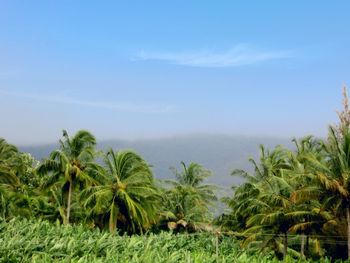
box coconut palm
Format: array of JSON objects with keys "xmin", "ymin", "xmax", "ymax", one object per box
[
  {"xmin": 0, "ymin": 139, "xmax": 34, "ymax": 219},
  {"xmin": 171, "ymin": 162, "xmax": 217, "ymax": 203},
  {"xmin": 82, "ymin": 149, "xmax": 160, "ymax": 233},
  {"xmin": 245, "ymin": 171, "xmax": 296, "ymax": 259},
  {"xmin": 226, "ymin": 146, "xmax": 299, "ymax": 259},
  {"xmin": 37, "ymin": 130, "xmax": 98, "ymax": 224},
  {"xmin": 303, "ymin": 126, "xmax": 350, "ymax": 259},
  {"xmin": 288, "ymin": 136, "xmax": 327, "ymax": 258},
  {"xmin": 0, "ymin": 138, "xmax": 22, "ymax": 186},
  {"xmin": 164, "ymin": 162, "xmax": 217, "ymax": 231}
]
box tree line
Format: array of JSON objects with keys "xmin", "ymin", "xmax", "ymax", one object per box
[
  {"xmin": 219, "ymin": 88, "xmax": 350, "ymax": 260},
  {"xmin": 0, "ymin": 131, "xmax": 216, "ymax": 235},
  {"xmin": 2, "ymin": 88, "xmax": 350, "ymax": 261}
]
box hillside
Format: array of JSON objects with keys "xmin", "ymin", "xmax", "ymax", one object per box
[{"xmin": 20, "ymin": 134, "xmax": 293, "ymax": 190}]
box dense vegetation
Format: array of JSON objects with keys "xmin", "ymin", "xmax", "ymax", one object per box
[
  {"xmin": 218, "ymin": 89, "xmax": 350, "ymax": 261},
  {"xmin": 0, "ymin": 217, "xmax": 334, "ymax": 263},
  {"xmin": 2, "ymin": 88, "xmax": 350, "ymax": 262}
]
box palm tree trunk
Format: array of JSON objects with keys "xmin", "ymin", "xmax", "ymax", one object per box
[
  {"xmin": 109, "ymin": 203, "xmax": 117, "ymax": 232},
  {"xmin": 283, "ymin": 232, "xmax": 288, "ymax": 260},
  {"xmin": 346, "ymin": 206, "xmax": 350, "ymax": 259},
  {"xmin": 306, "ymin": 234, "xmax": 309, "ymax": 254},
  {"xmin": 300, "ymin": 233, "xmax": 305, "ymax": 259},
  {"xmin": 109, "ymin": 216, "xmax": 116, "ymax": 232},
  {"xmin": 66, "ymin": 181, "xmax": 72, "ymax": 225}
]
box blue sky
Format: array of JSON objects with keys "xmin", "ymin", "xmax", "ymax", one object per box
[{"xmin": 1, "ymin": 1, "xmax": 350, "ymax": 145}]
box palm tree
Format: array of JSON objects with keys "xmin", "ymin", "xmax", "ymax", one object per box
[
  {"xmin": 164, "ymin": 162, "xmax": 217, "ymax": 231},
  {"xmin": 82, "ymin": 149, "xmax": 160, "ymax": 233},
  {"xmin": 304, "ymin": 126, "xmax": 350, "ymax": 259},
  {"xmin": 288, "ymin": 136, "xmax": 326, "ymax": 258},
  {"xmin": 0, "ymin": 139, "xmax": 24, "ymax": 218},
  {"xmin": 245, "ymin": 171, "xmax": 296, "ymax": 259},
  {"xmin": 37, "ymin": 130, "xmax": 98, "ymax": 224},
  {"xmin": 0, "ymin": 139, "xmax": 41, "ymax": 220},
  {"xmin": 0, "ymin": 138, "xmax": 21, "ymax": 186},
  {"xmin": 228, "ymin": 146, "xmax": 297, "ymax": 259}
]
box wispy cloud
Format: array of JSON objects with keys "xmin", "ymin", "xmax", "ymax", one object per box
[
  {"xmin": 134, "ymin": 45, "xmax": 291, "ymax": 68},
  {"xmin": 0, "ymin": 89, "xmax": 176, "ymax": 114}
]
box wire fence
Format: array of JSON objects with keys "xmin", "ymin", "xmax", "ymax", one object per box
[{"xmin": 179, "ymin": 230, "xmax": 350, "ymax": 246}]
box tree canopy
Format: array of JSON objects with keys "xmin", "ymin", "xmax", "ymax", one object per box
[{"xmin": 2, "ymin": 88, "xmax": 350, "ymax": 261}]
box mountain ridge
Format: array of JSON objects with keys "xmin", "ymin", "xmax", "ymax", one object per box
[{"xmin": 19, "ymin": 134, "xmax": 294, "ymax": 188}]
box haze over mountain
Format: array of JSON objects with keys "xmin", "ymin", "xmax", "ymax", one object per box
[
  {"xmin": 20, "ymin": 134, "xmax": 294, "ymax": 190},
  {"xmin": 1, "ymin": 2, "xmax": 347, "ymax": 145}
]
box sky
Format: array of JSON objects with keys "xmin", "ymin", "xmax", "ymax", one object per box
[{"xmin": 1, "ymin": 1, "xmax": 350, "ymax": 145}]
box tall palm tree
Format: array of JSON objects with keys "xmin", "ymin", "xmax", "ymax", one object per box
[
  {"xmin": 305, "ymin": 126, "xmax": 350, "ymax": 259},
  {"xmin": 229, "ymin": 146, "xmax": 297, "ymax": 259},
  {"xmin": 172, "ymin": 162, "xmax": 217, "ymax": 202},
  {"xmin": 37, "ymin": 130, "xmax": 98, "ymax": 224},
  {"xmin": 244, "ymin": 170, "xmax": 296, "ymax": 259},
  {"xmin": 288, "ymin": 136, "xmax": 326, "ymax": 258},
  {"xmin": 164, "ymin": 162, "xmax": 217, "ymax": 230},
  {"xmin": 82, "ymin": 149, "xmax": 160, "ymax": 233},
  {"xmin": 0, "ymin": 138, "xmax": 21, "ymax": 186},
  {"xmin": 0, "ymin": 139, "xmax": 40, "ymax": 220}
]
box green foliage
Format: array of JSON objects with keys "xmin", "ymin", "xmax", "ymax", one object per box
[
  {"xmin": 161, "ymin": 162, "xmax": 217, "ymax": 231},
  {"xmin": 81, "ymin": 149, "xmax": 161, "ymax": 233},
  {"xmin": 220, "ymin": 132, "xmax": 350, "ymax": 260},
  {"xmin": 3, "ymin": 88, "xmax": 350, "ymax": 261},
  {"xmin": 0, "ymin": 138, "xmax": 22, "ymax": 186},
  {"xmin": 0, "ymin": 129, "xmax": 216, "ymax": 238},
  {"xmin": 0, "ymin": 217, "xmax": 337, "ymax": 263},
  {"xmin": 36, "ymin": 130, "xmax": 99, "ymax": 224},
  {"xmin": 0, "ymin": 139, "xmax": 39, "ymax": 219}
]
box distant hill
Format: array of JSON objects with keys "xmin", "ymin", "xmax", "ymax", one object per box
[{"xmin": 19, "ymin": 134, "xmax": 293, "ymax": 191}]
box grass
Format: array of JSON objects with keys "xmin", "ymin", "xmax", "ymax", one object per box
[{"xmin": 0, "ymin": 217, "xmax": 338, "ymax": 263}]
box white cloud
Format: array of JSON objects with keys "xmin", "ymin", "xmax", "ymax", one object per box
[
  {"xmin": 0, "ymin": 89, "xmax": 176, "ymax": 114},
  {"xmin": 134, "ymin": 45, "xmax": 291, "ymax": 68}
]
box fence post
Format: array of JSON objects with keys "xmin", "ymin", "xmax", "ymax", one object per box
[{"xmin": 216, "ymin": 232, "xmax": 219, "ymax": 263}]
